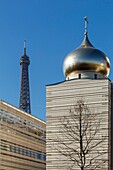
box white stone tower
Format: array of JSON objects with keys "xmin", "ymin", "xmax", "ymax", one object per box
[{"xmin": 46, "ymin": 17, "xmax": 112, "ymax": 170}]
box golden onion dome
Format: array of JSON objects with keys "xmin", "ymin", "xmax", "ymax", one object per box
[{"xmin": 63, "ymin": 17, "xmax": 110, "ymax": 80}]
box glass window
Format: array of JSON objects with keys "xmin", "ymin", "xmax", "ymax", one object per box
[
  {"xmin": 37, "ymin": 153, "xmax": 41, "ymax": 159},
  {"xmin": 94, "ymin": 74, "xmax": 97, "ymax": 79},
  {"xmin": 43, "ymin": 155, "xmax": 46, "ymax": 161},
  {"xmin": 22, "ymin": 149, "xmax": 24, "ymax": 155},
  {"xmin": 13, "ymin": 146, "xmax": 16, "ymax": 152}
]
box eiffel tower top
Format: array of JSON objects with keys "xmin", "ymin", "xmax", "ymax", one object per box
[{"xmin": 20, "ymin": 40, "xmax": 30, "ymax": 65}]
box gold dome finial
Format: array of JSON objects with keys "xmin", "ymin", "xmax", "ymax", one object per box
[{"xmin": 84, "ymin": 16, "xmax": 88, "ymax": 35}]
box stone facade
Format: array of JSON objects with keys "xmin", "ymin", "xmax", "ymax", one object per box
[{"xmin": 46, "ymin": 78, "xmax": 111, "ymax": 170}]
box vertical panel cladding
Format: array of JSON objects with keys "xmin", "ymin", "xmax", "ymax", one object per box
[
  {"xmin": 46, "ymin": 79, "xmax": 111, "ymax": 170},
  {"xmin": 111, "ymin": 82, "xmax": 113, "ymax": 170}
]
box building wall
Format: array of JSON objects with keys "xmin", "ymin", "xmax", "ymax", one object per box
[
  {"xmin": 46, "ymin": 78, "xmax": 111, "ymax": 170},
  {"xmin": 111, "ymin": 82, "xmax": 113, "ymax": 170},
  {"xmin": 0, "ymin": 100, "xmax": 46, "ymax": 170}
]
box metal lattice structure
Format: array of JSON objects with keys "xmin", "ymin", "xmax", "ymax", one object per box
[{"xmin": 19, "ymin": 40, "xmax": 31, "ymax": 114}]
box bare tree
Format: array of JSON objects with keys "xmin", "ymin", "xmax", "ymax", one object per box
[{"xmin": 53, "ymin": 100, "xmax": 107, "ymax": 170}]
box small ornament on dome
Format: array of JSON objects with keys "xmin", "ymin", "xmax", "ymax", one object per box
[{"xmin": 84, "ymin": 16, "xmax": 88, "ymax": 35}]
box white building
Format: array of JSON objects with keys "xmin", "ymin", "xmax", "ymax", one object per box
[{"xmin": 46, "ymin": 18, "xmax": 112, "ymax": 170}]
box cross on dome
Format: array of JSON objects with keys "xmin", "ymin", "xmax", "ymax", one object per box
[{"xmin": 84, "ymin": 16, "xmax": 88, "ymax": 35}]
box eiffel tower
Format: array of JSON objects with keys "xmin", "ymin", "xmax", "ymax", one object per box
[{"xmin": 19, "ymin": 40, "xmax": 31, "ymax": 113}]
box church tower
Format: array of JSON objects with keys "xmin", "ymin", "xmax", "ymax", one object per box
[
  {"xmin": 46, "ymin": 17, "xmax": 112, "ymax": 170},
  {"xmin": 19, "ymin": 40, "xmax": 31, "ymax": 114}
]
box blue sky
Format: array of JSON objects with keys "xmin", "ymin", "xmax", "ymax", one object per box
[{"xmin": 0, "ymin": 0, "xmax": 113, "ymax": 121}]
